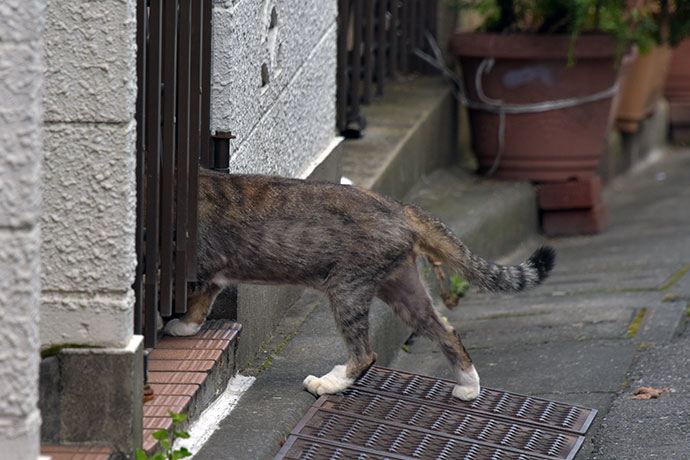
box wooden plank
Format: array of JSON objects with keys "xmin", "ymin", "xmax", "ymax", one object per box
[
  {"xmin": 186, "ymin": 0, "xmax": 203, "ymax": 279},
  {"xmin": 350, "ymin": 0, "xmax": 363, "ymax": 125},
  {"xmin": 363, "ymin": 0, "xmax": 375, "ymax": 104},
  {"xmin": 390, "ymin": 0, "xmax": 399, "ymax": 75},
  {"xmin": 144, "ymin": 0, "xmax": 163, "ymax": 348},
  {"xmin": 336, "ymin": 0, "xmax": 350, "ymax": 132},
  {"xmin": 134, "ymin": 0, "xmax": 148, "ymax": 336},
  {"xmin": 376, "ymin": 0, "xmax": 386, "ymax": 95},
  {"xmin": 159, "ymin": 0, "xmax": 178, "ymax": 318},
  {"xmin": 199, "ymin": 0, "xmax": 212, "ymax": 168},
  {"xmin": 176, "ymin": 0, "xmax": 192, "ymax": 313}
]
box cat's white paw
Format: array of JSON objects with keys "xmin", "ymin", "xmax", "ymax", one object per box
[
  {"xmin": 303, "ymin": 365, "xmax": 355, "ymax": 396},
  {"xmin": 164, "ymin": 318, "xmax": 201, "ymax": 336},
  {"xmin": 453, "ymin": 365, "xmax": 480, "ymax": 401},
  {"xmin": 157, "ymin": 311, "xmax": 164, "ymax": 332}
]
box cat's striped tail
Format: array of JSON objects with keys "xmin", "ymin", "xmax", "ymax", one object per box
[{"xmin": 406, "ymin": 204, "xmax": 555, "ymax": 293}]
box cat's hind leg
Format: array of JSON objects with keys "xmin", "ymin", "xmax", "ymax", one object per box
[
  {"xmin": 303, "ymin": 283, "xmax": 377, "ymax": 396},
  {"xmin": 377, "ymin": 260, "xmax": 480, "ymax": 401},
  {"xmin": 164, "ymin": 283, "xmax": 223, "ymax": 336}
]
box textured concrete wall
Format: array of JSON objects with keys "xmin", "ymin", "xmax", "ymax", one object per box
[
  {"xmin": 210, "ymin": 0, "xmax": 340, "ymax": 368},
  {"xmin": 41, "ymin": 0, "xmax": 137, "ymax": 349},
  {"xmin": 211, "ymin": 0, "xmax": 338, "ymax": 177},
  {"xmin": 0, "ymin": 0, "xmax": 44, "ymax": 458}
]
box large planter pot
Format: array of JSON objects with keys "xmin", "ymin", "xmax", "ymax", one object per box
[
  {"xmin": 449, "ymin": 33, "xmax": 633, "ymax": 182},
  {"xmin": 664, "ymin": 39, "xmax": 690, "ymax": 143},
  {"xmin": 616, "ymin": 45, "xmax": 673, "ymax": 133}
]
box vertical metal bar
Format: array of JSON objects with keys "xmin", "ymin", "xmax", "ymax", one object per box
[
  {"xmin": 389, "ymin": 0, "xmax": 398, "ymax": 76},
  {"xmin": 400, "ymin": 0, "xmax": 409, "ymax": 73},
  {"xmin": 426, "ymin": 0, "xmax": 438, "ymax": 75},
  {"xmin": 175, "ymin": 0, "xmax": 191, "ymax": 314},
  {"xmin": 362, "ymin": 0, "xmax": 375, "ymax": 104},
  {"xmin": 336, "ymin": 0, "xmax": 350, "ymax": 133},
  {"xmin": 186, "ymin": 0, "xmax": 203, "ymax": 279},
  {"xmin": 430, "ymin": 0, "xmax": 438, "ymax": 40},
  {"xmin": 134, "ymin": 0, "xmax": 147, "ymax": 336},
  {"xmin": 350, "ymin": 0, "xmax": 363, "ymax": 123},
  {"xmin": 159, "ymin": 0, "xmax": 178, "ymax": 318},
  {"xmin": 199, "ymin": 0, "xmax": 212, "ymax": 169},
  {"xmin": 375, "ymin": 0, "xmax": 386, "ymax": 95},
  {"xmin": 413, "ymin": 0, "xmax": 423, "ymax": 72},
  {"xmin": 144, "ymin": 0, "xmax": 163, "ymax": 348},
  {"xmin": 418, "ymin": 0, "xmax": 428, "ymax": 72}
]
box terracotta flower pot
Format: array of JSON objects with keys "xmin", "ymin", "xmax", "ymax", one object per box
[
  {"xmin": 616, "ymin": 45, "xmax": 673, "ymax": 133},
  {"xmin": 448, "ymin": 33, "xmax": 634, "ymax": 182},
  {"xmin": 664, "ymin": 39, "xmax": 690, "ymax": 143}
]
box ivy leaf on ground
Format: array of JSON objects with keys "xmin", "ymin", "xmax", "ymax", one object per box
[{"xmin": 631, "ymin": 386, "xmax": 675, "ymax": 399}]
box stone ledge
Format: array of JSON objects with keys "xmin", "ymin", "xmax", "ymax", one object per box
[{"xmin": 340, "ymin": 76, "xmax": 458, "ymax": 199}]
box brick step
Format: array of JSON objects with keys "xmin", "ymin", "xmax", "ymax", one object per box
[
  {"xmin": 39, "ymin": 445, "xmax": 114, "ymax": 460},
  {"xmin": 142, "ymin": 320, "xmax": 242, "ymax": 454},
  {"xmin": 537, "ymin": 176, "xmax": 602, "ymax": 210},
  {"xmin": 40, "ymin": 321, "xmax": 242, "ymax": 459},
  {"xmin": 537, "ymin": 176, "xmax": 608, "ymax": 236},
  {"xmin": 542, "ymin": 202, "xmax": 610, "ymax": 236}
]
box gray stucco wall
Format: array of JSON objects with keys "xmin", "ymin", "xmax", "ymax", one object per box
[
  {"xmin": 0, "ymin": 0, "xmax": 44, "ymax": 458},
  {"xmin": 211, "ymin": 0, "xmax": 338, "ymax": 177},
  {"xmin": 40, "ymin": 0, "xmax": 138, "ymax": 349}
]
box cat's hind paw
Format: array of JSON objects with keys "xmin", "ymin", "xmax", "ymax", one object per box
[
  {"xmin": 164, "ymin": 318, "xmax": 201, "ymax": 336},
  {"xmin": 303, "ymin": 365, "xmax": 355, "ymax": 396},
  {"xmin": 453, "ymin": 383, "xmax": 480, "ymax": 401},
  {"xmin": 452, "ymin": 365, "xmax": 481, "ymax": 401}
]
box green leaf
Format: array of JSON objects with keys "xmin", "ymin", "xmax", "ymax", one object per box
[
  {"xmin": 136, "ymin": 448, "xmax": 149, "ymax": 460},
  {"xmin": 171, "ymin": 447, "xmax": 193, "ymax": 460},
  {"xmin": 160, "ymin": 439, "xmax": 170, "ymax": 451},
  {"xmin": 168, "ymin": 410, "xmax": 187, "ymax": 425},
  {"xmin": 153, "ymin": 430, "xmax": 170, "ymax": 442},
  {"xmin": 151, "ymin": 453, "xmax": 166, "ymax": 460},
  {"xmin": 174, "ymin": 430, "xmax": 191, "ymax": 439}
]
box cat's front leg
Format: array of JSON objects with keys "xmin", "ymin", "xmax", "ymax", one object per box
[
  {"xmin": 164, "ymin": 318, "xmax": 202, "ymax": 336},
  {"xmin": 303, "ymin": 365, "xmax": 354, "ymax": 396},
  {"xmin": 303, "ymin": 351, "xmax": 376, "ymax": 396},
  {"xmin": 163, "ymin": 283, "xmax": 223, "ymax": 337}
]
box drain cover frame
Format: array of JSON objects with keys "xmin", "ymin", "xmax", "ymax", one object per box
[{"xmin": 275, "ymin": 366, "xmax": 596, "ymax": 460}]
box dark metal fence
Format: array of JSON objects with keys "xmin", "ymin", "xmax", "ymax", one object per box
[
  {"xmin": 135, "ymin": 0, "xmax": 213, "ymax": 348},
  {"xmin": 337, "ymin": 0, "xmax": 439, "ymax": 136}
]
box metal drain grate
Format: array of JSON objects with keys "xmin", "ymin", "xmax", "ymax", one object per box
[
  {"xmin": 353, "ymin": 367, "xmax": 596, "ymax": 435},
  {"xmin": 275, "ymin": 366, "xmax": 596, "ymax": 460}
]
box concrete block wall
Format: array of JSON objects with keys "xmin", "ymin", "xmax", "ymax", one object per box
[
  {"xmin": 0, "ymin": 0, "xmax": 44, "ymax": 459},
  {"xmin": 210, "ymin": 0, "xmax": 341, "ymax": 368},
  {"xmin": 36, "ymin": 0, "xmax": 143, "ymax": 456},
  {"xmin": 41, "ymin": 0, "xmax": 138, "ymax": 349}
]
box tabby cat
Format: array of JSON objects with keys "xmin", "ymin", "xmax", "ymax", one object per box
[{"xmin": 164, "ymin": 169, "xmax": 555, "ymax": 400}]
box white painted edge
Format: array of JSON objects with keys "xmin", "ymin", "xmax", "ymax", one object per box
[
  {"xmin": 631, "ymin": 147, "xmax": 665, "ymax": 175},
  {"xmin": 298, "ymin": 136, "xmax": 344, "ymax": 179},
  {"xmin": 173, "ymin": 374, "xmax": 255, "ymax": 457}
]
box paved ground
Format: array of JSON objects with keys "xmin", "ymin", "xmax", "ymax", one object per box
[
  {"xmin": 194, "ymin": 148, "xmax": 690, "ymax": 459},
  {"xmin": 391, "ymin": 148, "xmax": 690, "ymax": 459}
]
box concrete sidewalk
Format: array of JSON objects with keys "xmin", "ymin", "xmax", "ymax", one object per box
[
  {"xmin": 194, "ymin": 148, "xmax": 690, "ymax": 460},
  {"xmin": 391, "ymin": 148, "xmax": 690, "ymax": 459}
]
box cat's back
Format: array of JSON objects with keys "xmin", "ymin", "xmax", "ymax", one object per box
[{"xmin": 198, "ymin": 169, "xmax": 404, "ymax": 221}]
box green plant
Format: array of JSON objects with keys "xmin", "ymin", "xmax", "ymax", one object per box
[
  {"xmin": 450, "ymin": 275, "xmax": 470, "ymax": 299},
  {"xmin": 136, "ymin": 411, "xmax": 192, "ymax": 460},
  {"xmin": 447, "ymin": 0, "xmax": 661, "ymax": 62},
  {"xmin": 651, "ymin": 0, "xmax": 690, "ymax": 46}
]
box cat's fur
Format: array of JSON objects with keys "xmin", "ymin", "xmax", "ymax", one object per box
[{"xmin": 164, "ymin": 169, "xmax": 555, "ymax": 400}]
